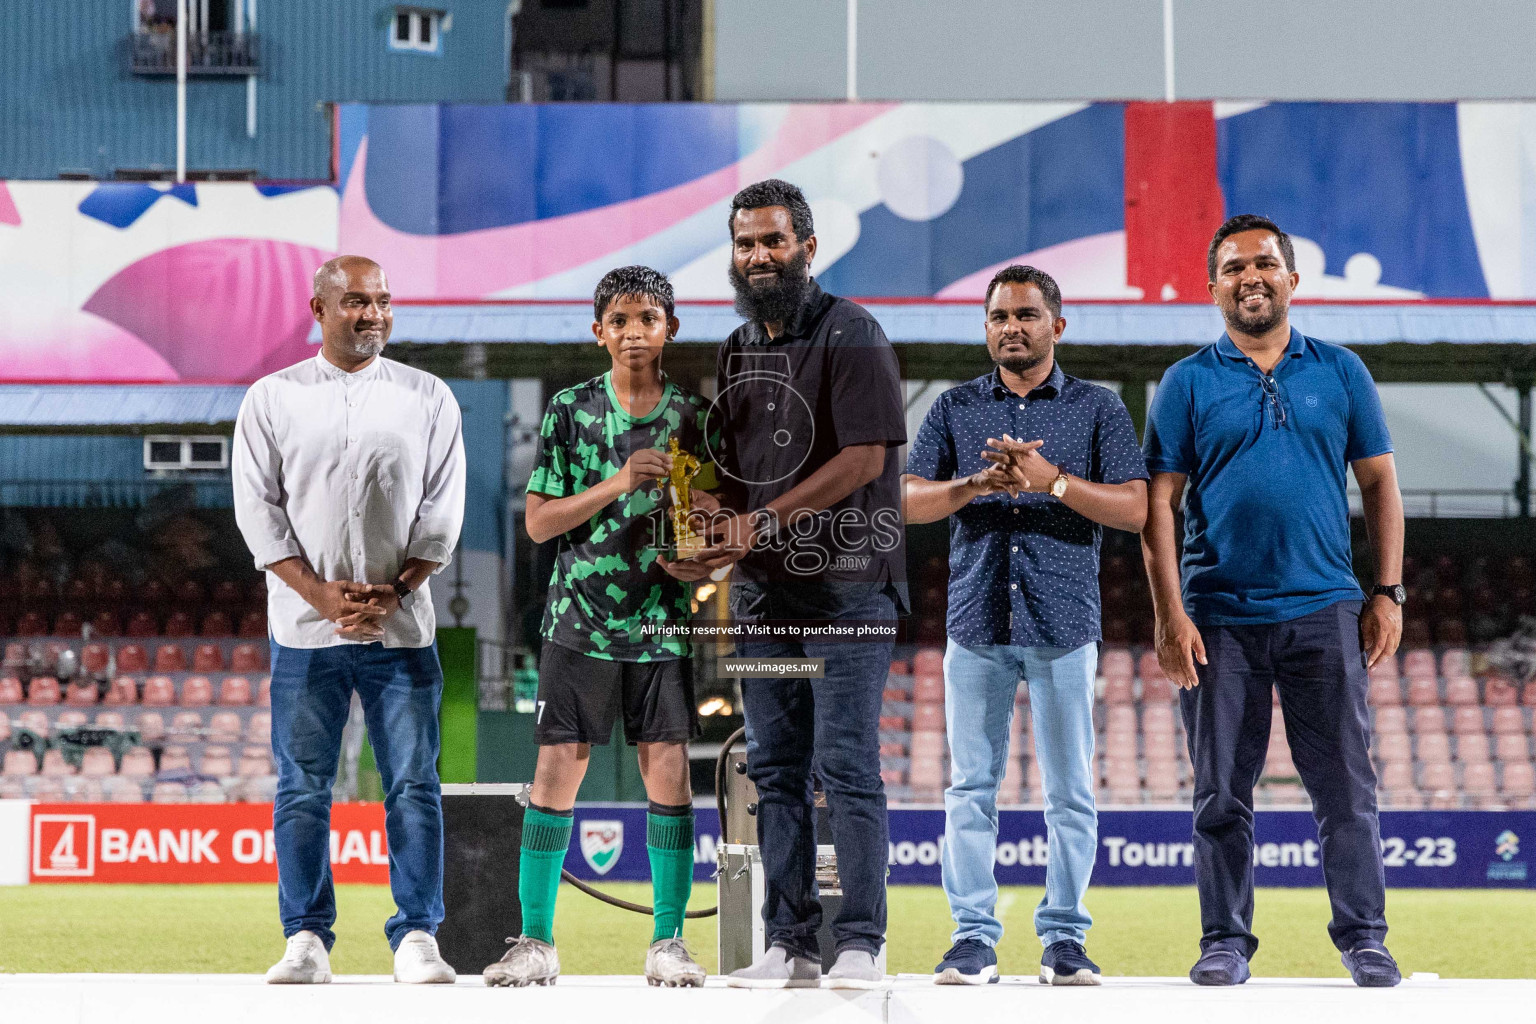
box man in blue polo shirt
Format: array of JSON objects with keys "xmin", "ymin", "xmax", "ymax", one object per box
[
  {"xmin": 1142, "ymin": 215, "xmax": 1406, "ymax": 988},
  {"xmin": 905, "ymin": 265, "xmax": 1148, "ymax": 987}
]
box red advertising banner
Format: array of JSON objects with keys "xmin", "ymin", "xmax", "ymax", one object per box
[{"xmin": 28, "ymin": 803, "xmax": 388, "ymax": 884}]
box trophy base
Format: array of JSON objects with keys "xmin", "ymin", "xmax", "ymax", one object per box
[{"xmin": 672, "ymin": 535, "xmax": 708, "ymax": 560}]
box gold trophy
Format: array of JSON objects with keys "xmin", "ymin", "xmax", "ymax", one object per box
[{"xmin": 659, "ymin": 437, "xmax": 706, "ymax": 559}]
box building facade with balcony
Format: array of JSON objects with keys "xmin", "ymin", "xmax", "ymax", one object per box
[{"xmin": 2, "ymin": 0, "xmax": 513, "ymax": 181}]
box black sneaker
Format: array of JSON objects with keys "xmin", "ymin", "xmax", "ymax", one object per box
[
  {"xmin": 1189, "ymin": 948, "xmax": 1250, "ymax": 986},
  {"xmin": 1342, "ymin": 944, "xmax": 1401, "ymax": 988},
  {"xmin": 934, "ymin": 937, "xmax": 998, "ymax": 985},
  {"xmin": 1040, "ymin": 940, "xmax": 1101, "ymax": 985}
]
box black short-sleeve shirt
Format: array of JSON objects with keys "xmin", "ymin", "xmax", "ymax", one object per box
[{"xmin": 710, "ymin": 281, "xmax": 908, "ymax": 612}]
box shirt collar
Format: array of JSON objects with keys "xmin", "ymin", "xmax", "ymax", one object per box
[
  {"xmin": 1215, "ymin": 326, "xmax": 1308, "ymax": 364},
  {"xmin": 986, "ymin": 360, "xmax": 1066, "ymax": 400},
  {"xmin": 314, "ymin": 349, "xmax": 383, "ymax": 380}
]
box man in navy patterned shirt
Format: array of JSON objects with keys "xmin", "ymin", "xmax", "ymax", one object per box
[{"xmin": 904, "ymin": 266, "xmax": 1148, "ymax": 987}]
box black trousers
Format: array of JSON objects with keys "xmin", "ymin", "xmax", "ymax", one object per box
[{"xmin": 1183, "ymin": 599, "xmax": 1387, "ymax": 959}]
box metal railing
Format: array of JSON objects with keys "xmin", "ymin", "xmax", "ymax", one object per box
[
  {"xmin": 129, "ymin": 30, "xmax": 260, "ymax": 76},
  {"xmin": 1348, "ymin": 488, "xmax": 1529, "ymax": 519},
  {"xmin": 0, "ymin": 477, "xmax": 231, "ymax": 508}
]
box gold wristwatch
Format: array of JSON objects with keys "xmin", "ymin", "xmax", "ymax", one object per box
[{"xmin": 1050, "ymin": 471, "xmax": 1069, "ymax": 498}]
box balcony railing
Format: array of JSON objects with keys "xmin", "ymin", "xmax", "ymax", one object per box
[{"xmin": 129, "ymin": 30, "xmax": 260, "ymax": 76}]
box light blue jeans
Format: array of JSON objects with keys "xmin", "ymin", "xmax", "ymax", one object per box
[{"xmin": 941, "ymin": 639, "xmax": 1098, "ymax": 948}]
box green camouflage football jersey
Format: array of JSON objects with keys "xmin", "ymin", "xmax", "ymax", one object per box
[{"xmin": 528, "ymin": 372, "xmax": 718, "ymax": 661}]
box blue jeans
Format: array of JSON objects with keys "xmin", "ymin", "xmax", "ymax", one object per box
[
  {"xmin": 734, "ymin": 582, "xmax": 896, "ymax": 960},
  {"xmin": 1186, "ymin": 600, "xmax": 1385, "ymax": 958},
  {"xmin": 270, "ymin": 640, "xmax": 445, "ymax": 952},
  {"xmin": 942, "ymin": 639, "xmax": 1097, "ymax": 948}
]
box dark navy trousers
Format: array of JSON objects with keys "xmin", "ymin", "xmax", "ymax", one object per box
[{"xmin": 1182, "ymin": 599, "xmax": 1387, "ymax": 959}]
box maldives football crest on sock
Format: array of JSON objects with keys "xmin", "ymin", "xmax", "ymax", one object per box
[{"xmin": 580, "ymin": 820, "xmax": 624, "ymax": 875}]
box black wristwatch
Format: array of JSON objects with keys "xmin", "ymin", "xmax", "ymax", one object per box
[
  {"xmin": 1372, "ymin": 583, "xmax": 1406, "ymax": 606},
  {"xmin": 391, "ymin": 577, "xmax": 413, "ymax": 606}
]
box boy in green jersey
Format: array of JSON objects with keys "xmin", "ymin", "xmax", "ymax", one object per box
[{"xmin": 484, "ymin": 266, "xmax": 717, "ymax": 989}]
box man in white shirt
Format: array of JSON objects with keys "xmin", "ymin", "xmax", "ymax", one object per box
[{"xmin": 233, "ymin": 255, "xmax": 466, "ymax": 985}]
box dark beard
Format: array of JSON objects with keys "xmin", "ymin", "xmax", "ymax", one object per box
[
  {"xmin": 1224, "ymin": 291, "xmax": 1289, "ymax": 336},
  {"xmin": 993, "ymin": 348, "xmax": 1049, "ymax": 376},
  {"xmin": 729, "ymin": 248, "xmax": 811, "ymax": 326}
]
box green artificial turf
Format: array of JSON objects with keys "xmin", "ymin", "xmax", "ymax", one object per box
[{"xmin": 0, "ymin": 883, "xmax": 1530, "ymax": 978}]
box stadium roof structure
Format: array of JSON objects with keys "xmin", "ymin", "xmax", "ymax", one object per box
[
  {"xmin": 0, "ymin": 384, "xmax": 247, "ymax": 434},
  {"xmin": 368, "ymin": 300, "xmax": 1536, "ymax": 387}
]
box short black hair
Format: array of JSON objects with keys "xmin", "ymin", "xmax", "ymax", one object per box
[
  {"xmin": 984, "ymin": 265, "xmax": 1062, "ymax": 319},
  {"xmin": 593, "ymin": 265, "xmax": 674, "ymax": 322},
  {"xmin": 1207, "ymin": 214, "xmax": 1295, "ymax": 281},
  {"xmin": 728, "ymin": 178, "xmax": 815, "ymax": 241}
]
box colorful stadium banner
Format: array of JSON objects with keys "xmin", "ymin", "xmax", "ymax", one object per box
[
  {"xmin": 4, "ymin": 102, "xmax": 1536, "ymax": 382},
  {"xmin": 564, "ymin": 806, "xmax": 1535, "ymax": 889},
  {"xmin": 26, "ymin": 802, "xmax": 386, "ymax": 884}
]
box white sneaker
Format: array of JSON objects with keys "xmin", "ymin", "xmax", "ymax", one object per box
[
  {"xmin": 393, "ymin": 930, "xmax": 456, "ymax": 984},
  {"xmin": 265, "ymin": 930, "xmax": 332, "ymax": 984},
  {"xmin": 645, "ymin": 938, "xmax": 706, "ymax": 987},
  {"xmin": 725, "ymin": 945, "xmax": 821, "ymax": 989},
  {"xmin": 825, "ymin": 948, "xmax": 885, "ymax": 990},
  {"xmin": 484, "ymin": 936, "xmax": 560, "ymax": 987}
]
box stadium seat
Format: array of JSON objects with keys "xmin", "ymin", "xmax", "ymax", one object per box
[
  {"xmin": 80, "ymin": 642, "xmax": 110, "ymax": 677},
  {"xmin": 169, "ymin": 712, "xmax": 204, "ymax": 741},
  {"xmin": 231, "ymin": 644, "xmax": 265, "ymax": 673},
  {"xmin": 1137, "ymin": 650, "xmax": 1165, "ymax": 680},
  {"xmin": 1402, "ymin": 620, "xmax": 1431, "ymax": 646},
  {"xmin": 79, "ymin": 746, "xmax": 117, "ymax": 777},
  {"xmin": 103, "ymin": 676, "xmax": 138, "ymax": 705},
  {"xmin": 1495, "ymin": 732, "xmax": 1531, "ymax": 760},
  {"xmin": 1379, "ymin": 787, "xmax": 1423, "ymax": 810},
  {"xmin": 1411, "ymin": 706, "xmax": 1447, "ymax": 734},
  {"xmin": 1405, "ymin": 677, "xmax": 1439, "ymax": 707},
  {"xmin": 164, "ymin": 611, "xmax": 195, "ymax": 637},
  {"xmin": 0, "ymin": 716, "xmax": 9, "ymax": 743},
  {"xmin": 0, "ymin": 675, "xmax": 22, "ymax": 703},
  {"xmin": 1491, "ymin": 706, "xmax": 1525, "ymax": 735},
  {"xmin": 246, "ymin": 712, "xmax": 271, "ymax": 745},
  {"xmin": 199, "ymin": 746, "xmax": 234, "ymax": 776},
  {"xmin": 189, "ymin": 780, "xmax": 226, "ymax": 803},
  {"xmin": 64, "ymin": 680, "xmax": 99, "ymax": 706},
  {"xmin": 1375, "ymin": 732, "xmax": 1411, "ymax": 763},
  {"xmin": 1367, "ymin": 676, "xmax": 1401, "ymax": 706},
  {"xmin": 1, "ymin": 750, "xmax": 37, "ymax": 776},
  {"xmin": 1102, "ymin": 675, "xmax": 1134, "ymax": 705},
  {"xmin": 104, "ymin": 777, "xmax": 145, "ymax": 803},
  {"xmin": 25, "ymin": 777, "xmax": 65, "ymax": 800},
  {"xmin": 192, "ymin": 644, "xmax": 224, "ymax": 673},
  {"xmin": 118, "ymin": 747, "xmax": 155, "ymax": 778},
  {"xmin": 1106, "ymin": 705, "xmax": 1137, "ymax": 734},
  {"xmin": 90, "ymin": 611, "xmax": 121, "ymax": 637},
  {"xmin": 181, "ymin": 675, "xmax": 213, "ymax": 706},
  {"xmin": 216, "ymin": 675, "xmax": 251, "ymax": 706},
  {"xmin": 1416, "ymin": 732, "xmax": 1453, "ymax": 763},
  {"xmin": 26, "ymin": 676, "xmax": 61, "ymax": 705},
  {"xmin": 1420, "ymin": 762, "xmax": 1459, "ymax": 808},
  {"xmin": 1452, "ymin": 705, "xmax": 1485, "ymax": 736},
  {"xmin": 153, "ymin": 644, "xmax": 187, "ymax": 672},
  {"xmin": 53, "ymin": 611, "xmax": 83, "ymax": 636},
  {"xmin": 1440, "ymin": 648, "xmax": 1471, "ymax": 678},
  {"xmin": 1435, "ymin": 619, "xmax": 1468, "ymax": 645},
  {"xmin": 208, "ymin": 711, "xmax": 242, "ymax": 742},
  {"xmin": 93, "ymin": 711, "xmax": 125, "ymax": 730},
  {"xmin": 1486, "ymin": 678, "xmax": 1519, "ymax": 707},
  {"xmin": 912, "ymin": 704, "xmax": 945, "ymax": 733},
  {"xmin": 1141, "ymin": 676, "xmax": 1174, "ymax": 702},
  {"xmin": 1444, "ymin": 676, "xmax": 1479, "ymax": 706},
  {"xmin": 256, "ymin": 676, "xmax": 271, "ymax": 706},
  {"xmin": 912, "ymin": 647, "xmax": 944, "ymax": 677},
  {"xmin": 65, "ymin": 778, "xmax": 103, "ymax": 803},
  {"xmin": 158, "ymin": 745, "xmax": 192, "ymax": 774},
  {"xmin": 142, "ymin": 675, "xmax": 178, "ymax": 706},
  {"xmin": 125, "ymin": 611, "xmax": 159, "ymax": 638},
  {"xmin": 151, "ymin": 782, "xmax": 189, "ymax": 804},
  {"xmin": 1457, "ymin": 732, "xmax": 1491, "ymax": 764},
  {"xmin": 912, "ymin": 672, "xmax": 943, "ymax": 704},
  {"xmin": 40, "ymin": 749, "xmax": 76, "ymax": 776},
  {"xmin": 1379, "ymin": 761, "xmax": 1414, "ymax": 791},
  {"xmin": 18, "ymin": 709, "xmax": 49, "ymax": 737},
  {"xmin": 15, "ymin": 611, "xmax": 47, "ymax": 636},
  {"xmin": 238, "ymin": 610, "xmax": 268, "ymax": 638},
  {"xmin": 1373, "ymin": 706, "xmax": 1408, "ymax": 733},
  {"xmin": 135, "ymin": 712, "xmax": 166, "ymax": 743},
  {"xmin": 199, "ymin": 612, "xmax": 234, "ymax": 638},
  {"xmin": 56, "ymin": 710, "xmax": 87, "ymax": 730},
  {"xmin": 1523, "ymin": 682, "xmax": 1536, "ymax": 707},
  {"xmin": 1501, "ymin": 761, "xmax": 1535, "ymax": 800},
  {"xmin": 116, "ymin": 643, "xmax": 149, "ymax": 673}
]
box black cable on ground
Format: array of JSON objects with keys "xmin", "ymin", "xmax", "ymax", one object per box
[{"xmin": 557, "ymin": 725, "xmax": 747, "ymax": 920}]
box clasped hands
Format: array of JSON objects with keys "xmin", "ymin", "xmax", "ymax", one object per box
[
  {"xmin": 971, "ymin": 434, "xmax": 1060, "ymax": 497},
  {"xmin": 309, "ymin": 579, "xmax": 401, "ymax": 642}
]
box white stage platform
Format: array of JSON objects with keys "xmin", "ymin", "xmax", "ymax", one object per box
[{"xmin": 3, "ymin": 973, "xmax": 1529, "ymax": 1024}]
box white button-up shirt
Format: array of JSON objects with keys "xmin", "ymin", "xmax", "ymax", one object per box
[{"xmin": 232, "ymin": 352, "xmax": 466, "ymax": 649}]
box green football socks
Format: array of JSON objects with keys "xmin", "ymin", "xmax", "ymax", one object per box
[
  {"xmin": 646, "ymin": 804, "xmax": 696, "ymax": 943},
  {"xmin": 519, "ymin": 805, "xmax": 574, "ymax": 944}
]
